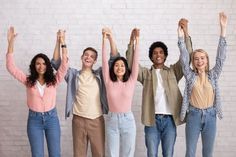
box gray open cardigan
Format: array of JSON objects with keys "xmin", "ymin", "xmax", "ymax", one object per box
[{"xmin": 178, "ymin": 36, "xmax": 227, "ymax": 121}]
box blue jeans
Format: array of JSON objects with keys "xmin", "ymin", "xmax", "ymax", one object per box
[
  {"xmin": 145, "ymin": 115, "xmax": 176, "ymax": 157},
  {"xmin": 27, "ymin": 108, "xmax": 61, "ymax": 157},
  {"xmin": 106, "ymin": 112, "xmax": 136, "ymax": 157},
  {"xmin": 185, "ymin": 106, "xmax": 216, "ymax": 157}
]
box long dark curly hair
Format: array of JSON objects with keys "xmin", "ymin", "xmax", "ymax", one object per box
[
  {"xmin": 109, "ymin": 57, "xmax": 131, "ymax": 82},
  {"xmin": 26, "ymin": 53, "xmax": 56, "ymax": 87}
]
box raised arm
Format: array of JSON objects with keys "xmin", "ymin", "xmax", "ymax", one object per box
[
  {"xmin": 102, "ymin": 27, "xmax": 118, "ymax": 57},
  {"xmin": 126, "ymin": 28, "xmax": 137, "ymax": 70},
  {"xmin": 179, "ymin": 18, "xmax": 193, "ymax": 54},
  {"xmin": 130, "ymin": 29, "xmax": 140, "ymax": 80},
  {"xmin": 54, "ymin": 30, "xmax": 69, "ymax": 84},
  {"xmin": 212, "ymin": 12, "xmax": 227, "ymax": 78},
  {"xmin": 102, "ymin": 28, "xmax": 111, "ymax": 83},
  {"xmin": 6, "ymin": 27, "xmax": 27, "ymax": 84},
  {"xmin": 220, "ymin": 12, "xmax": 227, "ymax": 37},
  {"xmin": 102, "ymin": 27, "xmax": 120, "ymax": 67},
  {"xmin": 177, "ymin": 26, "xmax": 192, "ymax": 77},
  {"xmin": 173, "ymin": 18, "xmax": 193, "ymax": 81},
  {"xmin": 51, "ymin": 30, "xmax": 65, "ymax": 70}
]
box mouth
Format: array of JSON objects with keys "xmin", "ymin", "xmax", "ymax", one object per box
[{"xmin": 84, "ymin": 59, "xmax": 92, "ymax": 64}]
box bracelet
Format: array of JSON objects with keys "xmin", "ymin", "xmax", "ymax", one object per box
[{"xmin": 61, "ymin": 44, "xmax": 67, "ymax": 48}]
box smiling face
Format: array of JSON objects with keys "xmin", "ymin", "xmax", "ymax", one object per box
[
  {"xmin": 113, "ymin": 59, "xmax": 126, "ymax": 80},
  {"xmin": 81, "ymin": 49, "xmax": 97, "ymax": 69},
  {"xmin": 151, "ymin": 47, "xmax": 166, "ymax": 68},
  {"xmin": 192, "ymin": 49, "xmax": 209, "ymax": 73},
  {"xmin": 35, "ymin": 57, "xmax": 46, "ymax": 76}
]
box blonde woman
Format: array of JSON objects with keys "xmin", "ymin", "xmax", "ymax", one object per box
[{"xmin": 177, "ymin": 12, "xmax": 227, "ymax": 157}]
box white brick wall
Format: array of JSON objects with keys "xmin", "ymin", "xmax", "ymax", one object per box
[{"xmin": 0, "ymin": 0, "xmax": 236, "ymax": 156}]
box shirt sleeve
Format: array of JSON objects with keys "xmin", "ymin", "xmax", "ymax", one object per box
[
  {"xmin": 6, "ymin": 53, "xmax": 27, "ymax": 85},
  {"xmin": 55, "ymin": 52, "xmax": 69, "ymax": 85}
]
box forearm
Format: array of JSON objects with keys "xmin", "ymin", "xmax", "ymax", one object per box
[
  {"xmin": 178, "ymin": 37, "xmax": 190, "ymax": 66},
  {"xmin": 130, "ymin": 41, "xmax": 139, "ymax": 79},
  {"xmin": 56, "ymin": 47, "xmax": 68, "ymax": 83},
  {"xmin": 220, "ymin": 27, "xmax": 226, "ymax": 37},
  {"xmin": 184, "ymin": 35, "xmax": 193, "ymax": 55},
  {"xmin": 126, "ymin": 43, "xmax": 134, "ymax": 70},
  {"xmin": 102, "ymin": 39, "xmax": 109, "ymax": 83},
  {"xmin": 109, "ymin": 37, "xmax": 118, "ymax": 57},
  {"xmin": 53, "ymin": 40, "xmax": 61, "ymax": 61},
  {"xmin": 6, "ymin": 53, "xmax": 27, "ymax": 84},
  {"xmin": 216, "ymin": 36, "xmax": 227, "ymax": 59},
  {"xmin": 7, "ymin": 42, "xmax": 14, "ymax": 54}
]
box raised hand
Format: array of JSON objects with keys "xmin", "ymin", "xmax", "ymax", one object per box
[
  {"xmin": 57, "ymin": 29, "xmax": 66, "ymax": 45},
  {"xmin": 219, "ymin": 12, "xmax": 227, "ymax": 37},
  {"xmin": 130, "ymin": 28, "xmax": 140, "ymax": 44},
  {"xmin": 7, "ymin": 26, "xmax": 17, "ymax": 44},
  {"xmin": 102, "ymin": 27, "xmax": 113, "ymax": 41},
  {"xmin": 219, "ymin": 12, "xmax": 227, "ymax": 28},
  {"xmin": 7, "ymin": 26, "xmax": 17, "ymax": 54},
  {"xmin": 178, "ymin": 18, "xmax": 189, "ymax": 36}
]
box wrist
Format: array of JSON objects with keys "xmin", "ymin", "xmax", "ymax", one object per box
[{"xmin": 61, "ymin": 44, "xmax": 67, "ymax": 48}]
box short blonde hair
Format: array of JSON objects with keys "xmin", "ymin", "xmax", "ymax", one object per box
[{"xmin": 191, "ymin": 49, "xmax": 210, "ymax": 73}]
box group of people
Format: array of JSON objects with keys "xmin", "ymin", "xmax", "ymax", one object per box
[{"xmin": 5, "ymin": 12, "xmax": 227, "ymax": 157}]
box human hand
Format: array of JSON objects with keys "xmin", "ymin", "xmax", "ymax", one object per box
[
  {"xmin": 7, "ymin": 26, "xmax": 17, "ymax": 44},
  {"xmin": 178, "ymin": 18, "xmax": 189, "ymax": 36}
]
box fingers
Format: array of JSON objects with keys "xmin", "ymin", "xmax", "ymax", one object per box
[
  {"xmin": 102, "ymin": 27, "xmax": 112, "ymax": 39},
  {"xmin": 131, "ymin": 28, "xmax": 140, "ymax": 40},
  {"xmin": 219, "ymin": 12, "xmax": 228, "ymax": 27},
  {"xmin": 219, "ymin": 12, "xmax": 227, "ymax": 21},
  {"xmin": 178, "ymin": 18, "xmax": 188, "ymax": 28},
  {"xmin": 7, "ymin": 26, "xmax": 17, "ymax": 42},
  {"xmin": 57, "ymin": 29, "xmax": 66, "ymax": 44}
]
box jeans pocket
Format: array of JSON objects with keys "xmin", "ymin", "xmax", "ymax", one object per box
[
  {"xmin": 124, "ymin": 113, "xmax": 135, "ymax": 122},
  {"xmin": 209, "ymin": 109, "xmax": 216, "ymax": 117}
]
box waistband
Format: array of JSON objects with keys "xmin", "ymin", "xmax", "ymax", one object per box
[
  {"xmin": 108, "ymin": 111, "xmax": 133, "ymax": 117},
  {"xmin": 29, "ymin": 108, "xmax": 57, "ymax": 116},
  {"xmin": 189, "ymin": 105, "xmax": 215, "ymax": 112},
  {"xmin": 155, "ymin": 114, "xmax": 172, "ymax": 118}
]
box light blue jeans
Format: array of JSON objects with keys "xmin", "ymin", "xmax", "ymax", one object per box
[
  {"xmin": 144, "ymin": 115, "xmax": 176, "ymax": 157},
  {"xmin": 27, "ymin": 108, "xmax": 61, "ymax": 157},
  {"xmin": 106, "ymin": 112, "xmax": 136, "ymax": 157},
  {"xmin": 185, "ymin": 105, "xmax": 216, "ymax": 157}
]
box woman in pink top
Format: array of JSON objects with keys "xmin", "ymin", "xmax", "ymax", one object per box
[
  {"xmin": 6, "ymin": 27, "xmax": 68, "ymax": 157},
  {"xmin": 102, "ymin": 28, "xmax": 139, "ymax": 157}
]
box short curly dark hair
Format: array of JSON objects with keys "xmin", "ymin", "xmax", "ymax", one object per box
[{"xmin": 149, "ymin": 41, "xmax": 168, "ymax": 61}]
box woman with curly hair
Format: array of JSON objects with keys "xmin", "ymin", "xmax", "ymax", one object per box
[{"xmin": 6, "ymin": 27, "xmax": 68, "ymax": 157}]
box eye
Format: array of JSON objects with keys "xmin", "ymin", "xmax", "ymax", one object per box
[{"xmin": 91, "ymin": 55, "xmax": 96, "ymax": 60}]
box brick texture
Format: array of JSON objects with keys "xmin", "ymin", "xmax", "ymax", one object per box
[{"xmin": 0, "ymin": 0, "xmax": 236, "ymax": 156}]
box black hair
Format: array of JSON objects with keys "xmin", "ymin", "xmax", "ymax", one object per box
[
  {"xmin": 109, "ymin": 57, "xmax": 131, "ymax": 82},
  {"xmin": 148, "ymin": 41, "xmax": 168, "ymax": 61},
  {"xmin": 26, "ymin": 53, "xmax": 56, "ymax": 87}
]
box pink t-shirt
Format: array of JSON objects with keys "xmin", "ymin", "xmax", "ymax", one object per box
[
  {"xmin": 6, "ymin": 53, "xmax": 68, "ymax": 112},
  {"xmin": 102, "ymin": 42, "xmax": 139, "ymax": 113}
]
